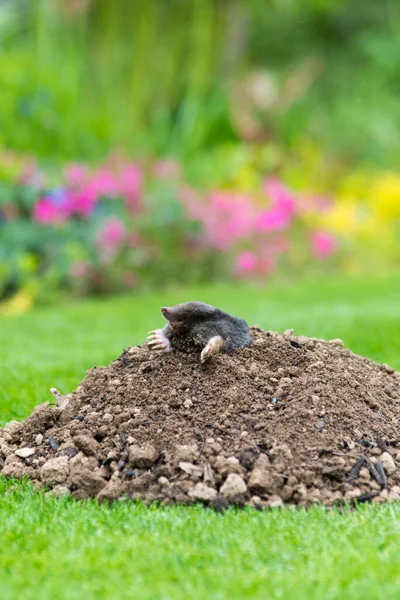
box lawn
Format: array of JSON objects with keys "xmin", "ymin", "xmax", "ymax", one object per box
[{"xmin": 1, "ymin": 275, "xmax": 400, "ymax": 600}]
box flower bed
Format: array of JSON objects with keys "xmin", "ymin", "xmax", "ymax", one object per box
[{"xmin": 1, "ymin": 147, "xmax": 398, "ymax": 313}]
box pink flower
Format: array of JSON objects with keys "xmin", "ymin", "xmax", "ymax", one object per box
[
  {"xmin": 264, "ymin": 177, "xmax": 296, "ymax": 214},
  {"xmin": 64, "ymin": 186, "xmax": 98, "ymax": 217},
  {"xmin": 310, "ymin": 230, "xmax": 336, "ymax": 259},
  {"xmin": 96, "ymin": 217, "xmax": 126, "ymax": 249},
  {"xmin": 256, "ymin": 206, "xmax": 292, "ymax": 231},
  {"xmin": 90, "ymin": 168, "xmax": 120, "ymax": 197},
  {"xmin": 33, "ymin": 197, "xmax": 66, "ymax": 224},
  {"xmin": 257, "ymin": 177, "xmax": 296, "ymax": 232},
  {"xmin": 120, "ymin": 163, "xmax": 142, "ymax": 210},
  {"xmin": 181, "ymin": 189, "xmax": 256, "ymax": 251},
  {"xmin": 236, "ymin": 251, "xmax": 257, "ymax": 272}
]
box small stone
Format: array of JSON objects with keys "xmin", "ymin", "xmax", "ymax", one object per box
[
  {"xmin": 5, "ymin": 421, "xmax": 21, "ymax": 435},
  {"xmin": 189, "ymin": 483, "xmax": 217, "ymax": 502},
  {"xmin": 129, "ymin": 444, "xmax": 158, "ymax": 468},
  {"xmin": 220, "ymin": 473, "xmax": 247, "ymax": 501},
  {"xmin": 248, "ymin": 454, "xmax": 283, "ymax": 495},
  {"xmin": 73, "ymin": 435, "xmax": 100, "ymax": 456},
  {"xmin": 389, "ymin": 486, "xmax": 400, "ymax": 502},
  {"xmin": 270, "ymin": 444, "xmax": 293, "ymax": 461},
  {"xmin": 178, "ymin": 462, "xmax": 203, "ymax": 477},
  {"xmin": 329, "ymin": 339, "xmax": 344, "ymax": 348},
  {"xmin": 250, "ymin": 495, "xmax": 262, "ymax": 508},
  {"xmin": 381, "ymin": 452, "xmax": 396, "ymax": 475},
  {"xmin": 15, "ymin": 447, "xmax": 35, "ymax": 459},
  {"xmin": 267, "ymin": 495, "xmax": 283, "ymax": 508},
  {"xmin": 158, "ymin": 476, "xmax": 169, "ymax": 486},
  {"xmin": 102, "ymin": 413, "xmax": 113, "ymax": 422},
  {"xmin": 240, "ymin": 431, "xmax": 249, "ymax": 438},
  {"xmin": 174, "ymin": 445, "xmax": 198, "ymax": 463},
  {"xmin": 316, "ymin": 420, "xmax": 326, "ymax": 431},
  {"xmin": 46, "ymin": 484, "xmax": 70, "ymax": 498},
  {"xmin": 183, "ymin": 399, "xmax": 193, "ymax": 409},
  {"xmin": 96, "ymin": 480, "xmax": 123, "ymax": 503},
  {"xmin": 214, "ymin": 456, "xmax": 241, "ymax": 477},
  {"xmin": 344, "ymin": 488, "xmax": 361, "ymax": 502},
  {"xmin": 41, "ymin": 456, "xmax": 70, "ymax": 486},
  {"xmin": 48, "ymin": 437, "xmax": 60, "ymax": 452},
  {"xmin": 68, "ymin": 466, "xmax": 106, "ymax": 496}
]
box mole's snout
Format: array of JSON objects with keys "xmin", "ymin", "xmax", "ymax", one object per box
[{"xmin": 161, "ymin": 307, "xmax": 170, "ymax": 316}]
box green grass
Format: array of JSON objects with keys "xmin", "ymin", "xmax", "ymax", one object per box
[{"xmin": 1, "ymin": 275, "xmax": 400, "ymax": 600}]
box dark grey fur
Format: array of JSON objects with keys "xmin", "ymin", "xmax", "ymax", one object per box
[{"xmin": 161, "ymin": 301, "xmax": 252, "ymax": 353}]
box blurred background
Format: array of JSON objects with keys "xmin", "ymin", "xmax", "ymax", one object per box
[{"xmin": 1, "ymin": 0, "xmax": 399, "ymax": 314}]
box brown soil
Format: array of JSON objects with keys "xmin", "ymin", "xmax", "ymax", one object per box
[{"xmin": 1, "ymin": 328, "xmax": 400, "ymax": 509}]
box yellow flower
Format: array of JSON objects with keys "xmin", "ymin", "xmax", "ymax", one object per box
[
  {"xmin": 0, "ymin": 289, "xmax": 34, "ymax": 316},
  {"xmin": 321, "ymin": 198, "xmax": 362, "ymax": 236},
  {"xmin": 369, "ymin": 173, "xmax": 400, "ymax": 220}
]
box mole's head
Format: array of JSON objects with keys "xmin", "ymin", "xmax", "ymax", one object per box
[{"xmin": 161, "ymin": 302, "xmax": 220, "ymax": 333}]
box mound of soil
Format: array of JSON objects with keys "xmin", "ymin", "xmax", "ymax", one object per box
[{"xmin": 1, "ymin": 328, "xmax": 400, "ymax": 509}]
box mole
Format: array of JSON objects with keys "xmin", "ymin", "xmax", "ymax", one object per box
[{"xmin": 147, "ymin": 301, "xmax": 252, "ymax": 363}]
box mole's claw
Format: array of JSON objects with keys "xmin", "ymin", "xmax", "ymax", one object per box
[
  {"xmin": 147, "ymin": 328, "xmax": 172, "ymax": 353},
  {"xmin": 201, "ymin": 335, "xmax": 224, "ymax": 363}
]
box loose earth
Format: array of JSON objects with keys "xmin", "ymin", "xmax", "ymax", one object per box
[{"xmin": 1, "ymin": 328, "xmax": 400, "ymax": 509}]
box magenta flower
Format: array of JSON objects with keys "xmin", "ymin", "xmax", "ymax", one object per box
[
  {"xmin": 90, "ymin": 168, "xmax": 120, "ymax": 198},
  {"xmin": 236, "ymin": 250, "xmax": 257, "ymax": 272},
  {"xmin": 256, "ymin": 177, "xmax": 296, "ymax": 231},
  {"xmin": 264, "ymin": 177, "xmax": 296, "ymax": 213},
  {"xmin": 310, "ymin": 230, "xmax": 336, "ymax": 259},
  {"xmin": 182, "ymin": 189, "xmax": 256, "ymax": 251},
  {"xmin": 33, "ymin": 197, "xmax": 66, "ymax": 224},
  {"xmin": 120, "ymin": 163, "xmax": 142, "ymax": 210},
  {"xmin": 96, "ymin": 217, "xmax": 126, "ymax": 249},
  {"xmin": 64, "ymin": 184, "xmax": 98, "ymax": 217}
]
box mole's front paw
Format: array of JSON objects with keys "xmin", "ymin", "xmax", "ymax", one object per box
[
  {"xmin": 200, "ymin": 335, "xmax": 224, "ymax": 363},
  {"xmin": 147, "ymin": 329, "xmax": 172, "ymax": 353}
]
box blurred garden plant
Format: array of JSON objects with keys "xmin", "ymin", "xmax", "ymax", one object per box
[{"xmin": 0, "ymin": 146, "xmax": 348, "ymax": 314}]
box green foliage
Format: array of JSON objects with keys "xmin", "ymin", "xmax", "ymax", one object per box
[{"xmin": 0, "ymin": 0, "xmax": 399, "ymax": 165}]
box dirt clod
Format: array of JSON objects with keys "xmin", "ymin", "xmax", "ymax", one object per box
[{"xmin": 1, "ymin": 327, "xmax": 400, "ymax": 509}]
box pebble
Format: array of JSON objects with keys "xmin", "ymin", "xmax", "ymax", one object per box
[
  {"xmin": 188, "ymin": 483, "xmax": 217, "ymax": 502},
  {"xmin": 48, "ymin": 437, "xmax": 60, "ymax": 452},
  {"xmin": 15, "ymin": 447, "xmax": 35, "ymax": 458},
  {"xmin": 220, "ymin": 473, "xmax": 247, "ymax": 501},
  {"xmin": 40, "ymin": 456, "xmax": 69, "ymax": 486},
  {"xmin": 129, "ymin": 444, "xmax": 158, "ymax": 468},
  {"xmin": 381, "ymin": 452, "xmax": 396, "ymax": 475},
  {"xmin": 35, "ymin": 434, "xmax": 43, "ymax": 445}
]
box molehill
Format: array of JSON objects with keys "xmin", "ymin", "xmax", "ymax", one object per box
[{"xmin": 1, "ymin": 327, "xmax": 400, "ymax": 509}]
